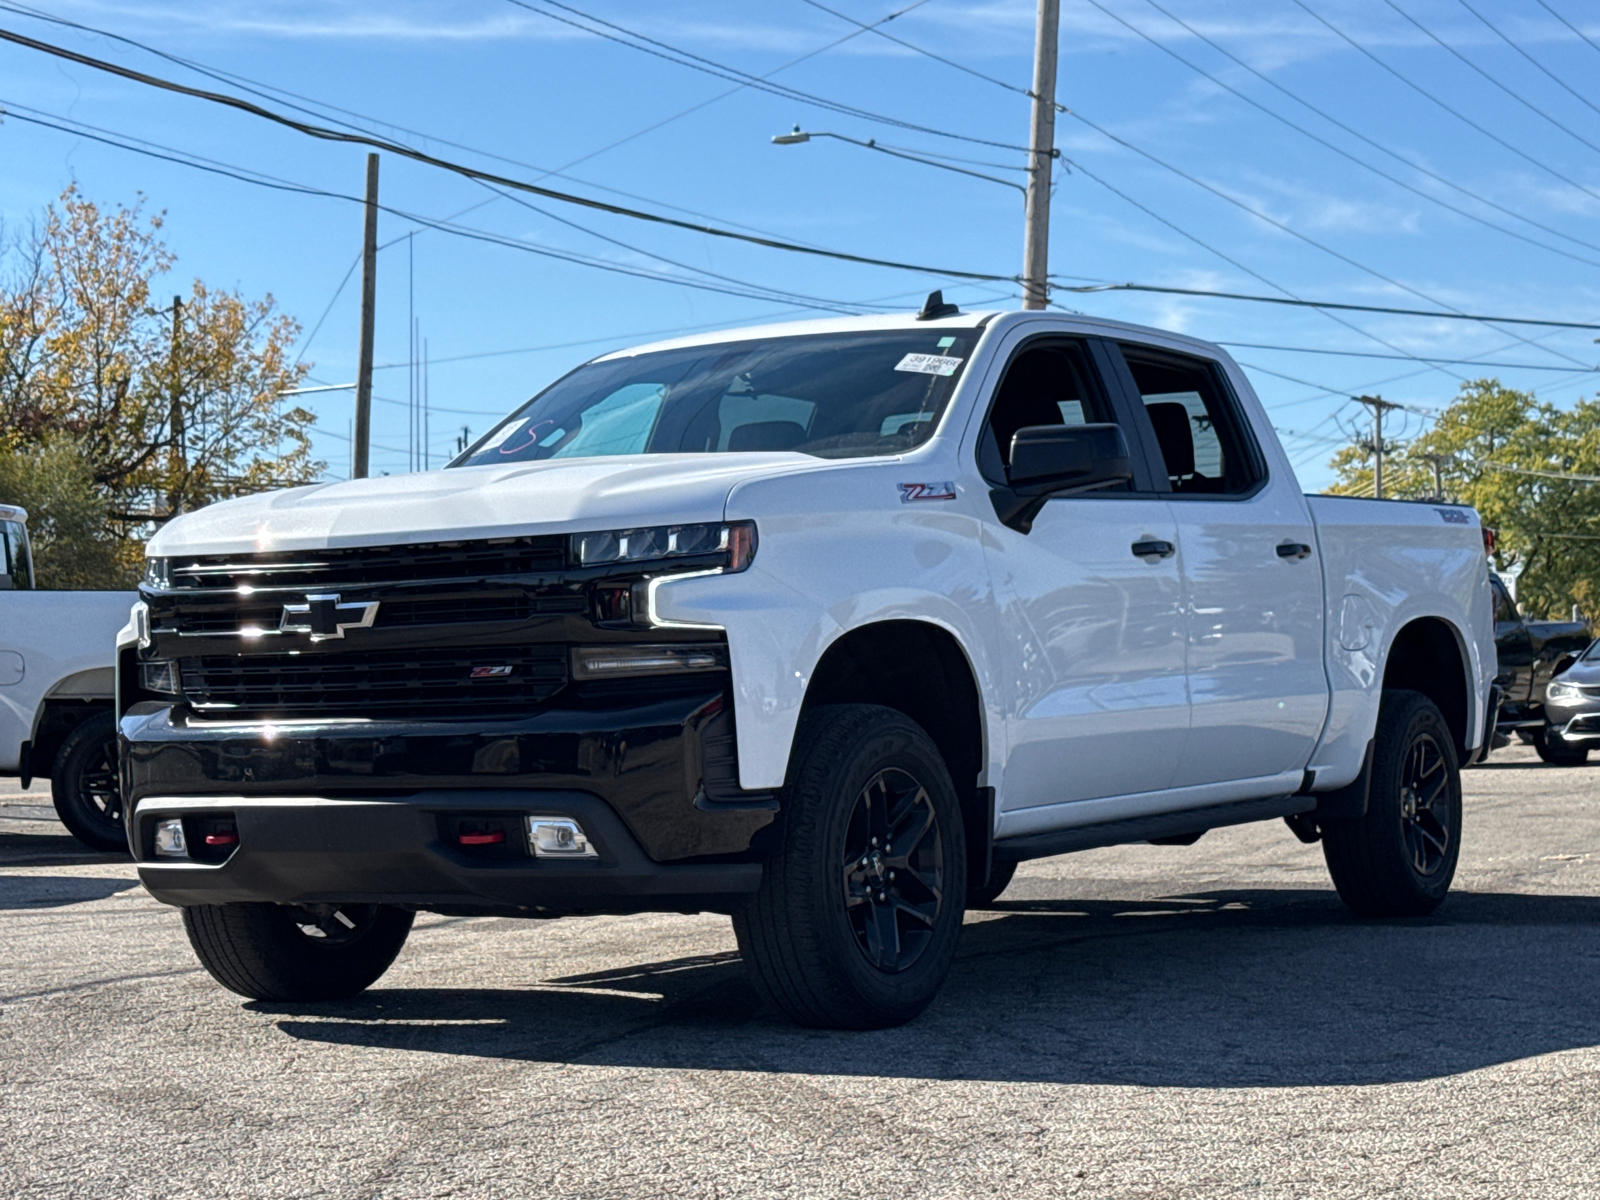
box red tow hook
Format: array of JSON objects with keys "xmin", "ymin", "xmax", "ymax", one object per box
[
  {"xmin": 204, "ymin": 831, "xmax": 239, "ymax": 846},
  {"xmin": 459, "ymin": 830, "xmax": 506, "ymax": 846}
]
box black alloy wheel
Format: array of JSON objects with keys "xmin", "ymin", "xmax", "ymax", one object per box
[
  {"xmin": 734, "ymin": 704, "xmax": 967, "ymax": 1029},
  {"xmin": 1398, "ymin": 732, "xmax": 1452, "ymax": 876},
  {"xmin": 50, "ymin": 712, "xmax": 129, "ymax": 853},
  {"xmin": 842, "ymin": 768, "xmax": 946, "ymax": 973},
  {"xmin": 1322, "ymin": 689, "xmax": 1463, "ymax": 917}
]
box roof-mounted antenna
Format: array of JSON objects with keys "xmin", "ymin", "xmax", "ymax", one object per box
[{"xmin": 916, "ymin": 290, "xmax": 960, "ymax": 321}]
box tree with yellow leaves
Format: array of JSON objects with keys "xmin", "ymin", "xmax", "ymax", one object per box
[{"xmin": 0, "ymin": 185, "xmax": 320, "ymax": 582}]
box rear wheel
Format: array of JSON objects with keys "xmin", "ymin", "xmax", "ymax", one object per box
[
  {"xmin": 1322, "ymin": 690, "xmax": 1462, "ymax": 918},
  {"xmin": 182, "ymin": 903, "xmax": 414, "ymax": 1001},
  {"xmin": 50, "ymin": 712, "xmax": 128, "ymax": 853},
  {"xmin": 734, "ymin": 704, "xmax": 966, "ymax": 1029},
  {"xmin": 1533, "ymin": 726, "xmax": 1589, "ymax": 766}
]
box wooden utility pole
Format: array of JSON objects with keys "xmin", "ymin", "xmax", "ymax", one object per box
[
  {"xmin": 1356, "ymin": 395, "xmax": 1402, "ymax": 499},
  {"xmin": 353, "ymin": 153, "xmax": 380, "ymax": 479},
  {"xmin": 1416, "ymin": 452, "xmax": 1452, "ymax": 501},
  {"xmin": 1021, "ymin": 0, "xmax": 1060, "ymax": 310},
  {"xmin": 166, "ymin": 295, "xmax": 184, "ymax": 516}
]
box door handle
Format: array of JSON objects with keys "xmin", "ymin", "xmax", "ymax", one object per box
[
  {"xmin": 1131, "ymin": 539, "xmax": 1176, "ymax": 560},
  {"xmin": 1277, "ymin": 541, "xmax": 1313, "ymax": 561}
]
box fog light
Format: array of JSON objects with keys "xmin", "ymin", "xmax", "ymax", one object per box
[
  {"xmin": 571, "ymin": 643, "xmax": 726, "ymax": 679},
  {"xmin": 154, "ymin": 817, "xmax": 188, "ymax": 858},
  {"xmin": 527, "ymin": 816, "xmax": 597, "ymax": 858},
  {"xmin": 140, "ymin": 660, "xmax": 182, "ymax": 696}
]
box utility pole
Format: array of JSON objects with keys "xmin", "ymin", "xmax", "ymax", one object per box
[
  {"xmin": 1021, "ymin": 0, "xmax": 1060, "ymax": 310},
  {"xmin": 166, "ymin": 295, "xmax": 184, "ymax": 516},
  {"xmin": 1355, "ymin": 394, "xmax": 1402, "ymax": 499},
  {"xmin": 353, "ymin": 153, "xmax": 380, "ymax": 479},
  {"xmin": 1416, "ymin": 452, "xmax": 1452, "ymax": 501}
]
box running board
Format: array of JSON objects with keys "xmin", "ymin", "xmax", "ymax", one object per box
[{"xmin": 991, "ymin": 794, "xmax": 1314, "ymax": 864}]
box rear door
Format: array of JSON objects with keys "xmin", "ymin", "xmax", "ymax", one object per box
[
  {"xmin": 1105, "ymin": 341, "xmax": 1327, "ymax": 787},
  {"xmin": 977, "ymin": 331, "xmax": 1191, "ymax": 812}
]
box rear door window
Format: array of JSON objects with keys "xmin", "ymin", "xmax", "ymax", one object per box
[{"xmin": 1116, "ymin": 345, "xmax": 1263, "ymax": 495}]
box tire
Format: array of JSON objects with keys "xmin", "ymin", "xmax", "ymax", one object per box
[
  {"xmin": 733, "ymin": 704, "xmax": 967, "ymax": 1030},
  {"xmin": 966, "ymin": 860, "xmax": 1017, "ymax": 910},
  {"xmin": 1322, "ymin": 690, "xmax": 1462, "ymax": 918},
  {"xmin": 50, "ymin": 712, "xmax": 128, "ymax": 853},
  {"xmin": 182, "ymin": 903, "xmax": 414, "ymax": 1002},
  {"xmin": 1533, "ymin": 726, "xmax": 1589, "ymax": 766}
]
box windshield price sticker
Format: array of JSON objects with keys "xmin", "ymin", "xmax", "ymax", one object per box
[{"xmin": 894, "ymin": 353, "xmax": 964, "ymax": 377}]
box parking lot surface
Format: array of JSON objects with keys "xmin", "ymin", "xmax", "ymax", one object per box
[{"xmin": 3, "ymin": 745, "xmax": 1598, "ymax": 1199}]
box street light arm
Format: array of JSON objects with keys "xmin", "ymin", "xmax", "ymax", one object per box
[{"xmin": 773, "ymin": 128, "xmax": 1025, "ymax": 193}]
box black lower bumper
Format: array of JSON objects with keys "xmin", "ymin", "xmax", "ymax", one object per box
[{"xmin": 131, "ymin": 789, "xmax": 761, "ymax": 915}]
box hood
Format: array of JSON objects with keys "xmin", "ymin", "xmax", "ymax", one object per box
[
  {"xmin": 1555, "ymin": 654, "xmax": 1600, "ymax": 686},
  {"xmin": 148, "ymin": 453, "xmax": 818, "ymax": 557}
]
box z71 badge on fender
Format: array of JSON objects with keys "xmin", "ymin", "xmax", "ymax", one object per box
[{"xmin": 899, "ymin": 482, "xmax": 957, "ymax": 502}]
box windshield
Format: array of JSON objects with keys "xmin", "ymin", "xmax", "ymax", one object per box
[
  {"xmin": 452, "ymin": 328, "xmax": 982, "ymax": 467},
  {"xmin": 1584, "ymin": 639, "xmax": 1600, "ymax": 662}
]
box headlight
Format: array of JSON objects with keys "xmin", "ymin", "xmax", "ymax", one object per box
[
  {"xmin": 571, "ymin": 521, "xmax": 756, "ymax": 573},
  {"xmin": 1547, "ymin": 681, "xmax": 1581, "ymax": 702},
  {"xmin": 143, "ymin": 557, "xmax": 171, "ymax": 589}
]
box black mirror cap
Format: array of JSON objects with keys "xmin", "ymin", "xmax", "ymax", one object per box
[
  {"xmin": 992, "ymin": 423, "xmax": 1135, "ymax": 534},
  {"xmin": 1008, "ymin": 423, "xmax": 1132, "ymax": 492}
]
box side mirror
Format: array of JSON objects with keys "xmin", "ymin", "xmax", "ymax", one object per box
[{"xmin": 991, "ymin": 423, "xmax": 1134, "ymax": 533}]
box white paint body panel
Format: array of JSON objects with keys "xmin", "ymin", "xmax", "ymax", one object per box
[
  {"xmin": 0, "ymin": 591, "xmax": 137, "ymax": 772},
  {"xmin": 141, "ymin": 308, "xmax": 1493, "ymax": 842}
]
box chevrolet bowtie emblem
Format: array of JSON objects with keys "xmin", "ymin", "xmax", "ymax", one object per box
[{"xmin": 280, "ymin": 594, "xmax": 380, "ymax": 641}]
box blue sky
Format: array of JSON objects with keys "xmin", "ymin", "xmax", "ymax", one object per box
[{"xmin": 2, "ymin": 0, "xmax": 1598, "ymax": 490}]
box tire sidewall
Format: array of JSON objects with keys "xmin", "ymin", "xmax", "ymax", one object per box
[
  {"xmin": 50, "ymin": 712, "xmax": 128, "ymax": 853},
  {"xmin": 787, "ymin": 710, "xmax": 967, "ymax": 1021},
  {"xmin": 1371, "ymin": 693, "xmax": 1462, "ymax": 906}
]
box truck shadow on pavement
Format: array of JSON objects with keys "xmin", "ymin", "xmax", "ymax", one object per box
[{"xmin": 265, "ymin": 887, "xmax": 1600, "ymax": 1088}]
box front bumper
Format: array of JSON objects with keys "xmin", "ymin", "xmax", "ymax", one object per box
[
  {"xmin": 1545, "ymin": 696, "xmax": 1600, "ymax": 743},
  {"xmin": 121, "ymin": 688, "xmax": 778, "ymax": 914},
  {"xmin": 130, "ymin": 790, "xmax": 761, "ymax": 914}
]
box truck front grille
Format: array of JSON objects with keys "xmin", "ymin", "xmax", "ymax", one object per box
[
  {"xmin": 163, "ymin": 592, "xmax": 586, "ymax": 635},
  {"xmin": 168, "ymin": 536, "xmax": 567, "ymax": 590},
  {"xmin": 179, "ymin": 646, "xmax": 569, "ymax": 719}
]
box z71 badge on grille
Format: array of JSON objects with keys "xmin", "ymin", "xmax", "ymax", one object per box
[{"xmin": 899, "ymin": 482, "xmax": 957, "ymax": 502}]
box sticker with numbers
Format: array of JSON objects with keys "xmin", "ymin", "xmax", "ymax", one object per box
[{"xmin": 894, "ymin": 353, "xmax": 964, "ymax": 377}]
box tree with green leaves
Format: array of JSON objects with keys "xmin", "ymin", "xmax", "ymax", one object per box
[{"xmin": 1328, "ymin": 379, "xmax": 1600, "ymax": 618}]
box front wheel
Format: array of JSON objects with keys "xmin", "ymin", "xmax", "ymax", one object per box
[
  {"xmin": 1533, "ymin": 726, "xmax": 1589, "ymax": 766},
  {"xmin": 50, "ymin": 712, "xmax": 128, "ymax": 853},
  {"xmin": 734, "ymin": 704, "xmax": 966, "ymax": 1029},
  {"xmin": 1322, "ymin": 689, "xmax": 1462, "ymax": 918},
  {"xmin": 182, "ymin": 903, "xmax": 414, "ymax": 1001}
]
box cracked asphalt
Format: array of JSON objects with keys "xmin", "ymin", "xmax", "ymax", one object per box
[{"xmin": 3, "ymin": 743, "xmax": 1598, "ymax": 1199}]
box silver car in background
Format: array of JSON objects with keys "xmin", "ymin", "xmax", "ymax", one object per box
[{"xmin": 1540, "ymin": 640, "xmax": 1600, "ymax": 765}]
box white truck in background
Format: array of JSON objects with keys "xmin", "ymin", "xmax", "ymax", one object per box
[
  {"xmin": 0, "ymin": 504, "xmax": 136, "ymax": 851},
  {"xmin": 121, "ymin": 302, "xmax": 1497, "ymax": 1028}
]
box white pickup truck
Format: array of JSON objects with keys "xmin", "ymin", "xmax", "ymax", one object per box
[
  {"xmin": 1, "ymin": 504, "xmax": 136, "ymax": 851},
  {"xmin": 121, "ymin": 300, "xmax": 1496, "ymax": 1028}
]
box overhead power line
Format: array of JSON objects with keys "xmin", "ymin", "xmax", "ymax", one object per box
[
  {"xmin": 1080, "ymin": 0, "xmax": 1600, "ymax": 270},
  {"xmin": 0, "ymin": 103, "xmax": 888, "ymax": 314},
  {"xmin": 1216, "ymin": 342, "xmax": 1597, "ymax": 373},
  {"xmin": 1065, "ymin": 108, "xmax": 1592, "ymax": 370},
  {"xmin": 0, "ymin": 25, "xmax": 1015, "ymax": 285},
  {"xmin": 1057, "ymin": 282, "xmax": 1600, "ymax": 330},
  {"xmin": 1290, "ymin": 0, "xmax": 1600, "ymax": 208},
  {"xmin": 1531, "ymin": 0, "xmax": 1600, "ymax": 58},
  {"xmin": 503, "ymin": 0, "xmax": 1031, "ymax": 154},
  {"xmin": 797, "ymin": 0, "xmax": 1050, "ymax": 107},
  {"xmin": 1455, "ymin": 0, "xmax": 1600, "ymax": 122},
  {"xmin": 1380, "ymin": 0, "xmax": 1600, "ymax": 160}
]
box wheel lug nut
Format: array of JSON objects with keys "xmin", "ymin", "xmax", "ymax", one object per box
[{"xmin": 889, "ymin": 871, "xmax": 896, "ymax": 881}]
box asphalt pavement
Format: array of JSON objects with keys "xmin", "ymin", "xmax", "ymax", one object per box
[{"xmin": 3, "ymin": 746, "xmax": 1598, "ymax": 1199}]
